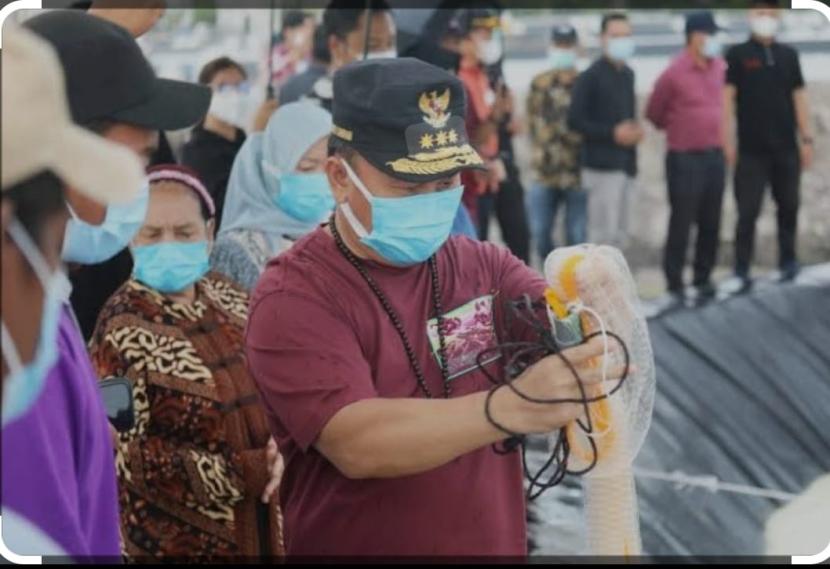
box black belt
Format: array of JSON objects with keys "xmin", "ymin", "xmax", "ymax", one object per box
[{"xmin": 670, "ymin": 147, "xmax": 723, "ymax": 155}]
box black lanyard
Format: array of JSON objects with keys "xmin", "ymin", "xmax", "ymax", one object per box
[{"xmin": 329, "ymin": 217, "xmax": 451, "ymax": 398}]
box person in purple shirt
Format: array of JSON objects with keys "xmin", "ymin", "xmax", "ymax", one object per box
[
  {"xmin": 646, "ymin": 11, "xmax": 727, "ymax": 307},
  {"xmin": 0, "ymin": 24, "xmax": 143, "ymax": 561},
  {"xmin": 2, "ymin": 10, "xmax": 210, "ymax": 561}
]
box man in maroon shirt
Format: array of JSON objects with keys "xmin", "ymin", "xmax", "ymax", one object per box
[
  {"xmin": 245, "ymin": 58, "xmax": 621, "ymax": 557},
  {"xmin": 646, "ymin": 11, "xmax": 727, "ymax": 306}
]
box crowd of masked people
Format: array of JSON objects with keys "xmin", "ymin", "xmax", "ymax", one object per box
[{"xmin": 0, "ymin": 0, "xmax": 814, "ymax": 562}]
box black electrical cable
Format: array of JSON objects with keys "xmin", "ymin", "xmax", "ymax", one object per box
[{"xmin": 477, "ymin": 297, "xmax": 631, "ymax": 500}]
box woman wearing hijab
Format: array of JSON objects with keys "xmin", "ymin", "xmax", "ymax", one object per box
[
  {"xmin": 211, "ymin": 101, "xmax": 333, "ymax": 291},
  {"xmin": 89, "ymin": 165, "xmax": 284, "ymax": 560}
]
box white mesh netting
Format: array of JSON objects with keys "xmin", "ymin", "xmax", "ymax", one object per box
[{"xmin": 543, "ymin": 244, "xmax": 657, "ymax": 555}]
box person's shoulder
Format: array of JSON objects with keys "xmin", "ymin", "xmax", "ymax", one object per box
[
  {"xmin": 91, "ymin": 280, "xmax": 157, "ymax": 335},
  {"xmin": 659, "ymin": 51, "xmax": 689, "ymax": 78},
  {"xmin": 726, "ymin": 39, "xmax": 752, "ymax": 57},
  {"xmin": 442, "ymin": 235, "xmax": 510, "ymax": 267},
  {"xmin": 582, "ymin": 58, "xmax": 604, "ymax": 75},
  {"xmin": 249, "ymin": 227, "xmax": 332, "ymax": 308},
  {"xmin": 530, "ymin": 69, "xmax": 557, "ymax": 90},
  {"xmin": 774, "ymin": 41, "xmax": 800, "ymax": 58},
  {"xmin": 204, "ymin": 270, "xmax": 249, "ymax": 298},
  {"xmin": 200, "ymin": 271, "xmax": 250, "ymax": 320}
]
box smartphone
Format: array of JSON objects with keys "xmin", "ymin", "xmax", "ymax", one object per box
[{"xmin": 99, "ymin": 377, "xmax": 135, "ymax": 433}]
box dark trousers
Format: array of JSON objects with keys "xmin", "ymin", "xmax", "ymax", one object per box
[
  {"xmin": 734, "ymin": 149, "xmax": 800, "ymax": 277},
  {"xmin": 478, "ymin": 162, "xmax": 531, "ymax": 264},
  {"xmin": 663, "ymin": 149, "xmax": 726, "ymax": 292}
]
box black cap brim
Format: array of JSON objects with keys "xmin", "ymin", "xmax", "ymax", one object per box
[{"xmin": 110, "ymin": 78, "xmax": 211, "ymax": 131}]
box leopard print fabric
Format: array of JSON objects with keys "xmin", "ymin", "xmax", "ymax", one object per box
[{"xmin": 90, "ymin": 272, "xmax": 283, "ymax": 560}]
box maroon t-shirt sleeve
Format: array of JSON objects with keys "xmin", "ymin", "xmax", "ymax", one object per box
[
  {"xmin": 477, "ymin": 240, "xmax": 548, "ymax": 344},
  {"xmin": 246, "ymin": 290, "xmax": 377, "ymax": 452}
]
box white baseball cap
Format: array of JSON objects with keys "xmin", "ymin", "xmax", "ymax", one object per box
[{"xmin": 1, "ymin": 23, "xmax": 143, "ymax": 204}]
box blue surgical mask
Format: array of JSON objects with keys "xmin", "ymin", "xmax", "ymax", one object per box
[
  {"xmin": 606, "ymin": 37, "xmax": 635, "ymax": 63},
  {"xmin": 62, "ymin": 182, "xmax": 149, "ymax": 264},
  {"xmin": 548, "ymin": 47, "xmax": 577, "ymax": 70},
  {"xmin": 703, "ymin": 35, "xmax": 722, "ymax": 59},
  {"xmin": 2, "ymin": 218, "xmax": 66, "ymax": 427},
  {"xmin": 339, "ymin": 159, "xmax": 463, "ymax": 266},
  {"xmin": 132, "ymin": 241, "xmax": 210, "ymax": 294},
  {"xmin": 263, "ymin": 161, "xmax": 335, "ymax": 223}
]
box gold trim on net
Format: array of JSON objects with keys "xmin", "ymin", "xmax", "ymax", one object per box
[
  {"xmin": 332, "ymin": 124, "xmax": 353, "ymax": 141},
  {"xmin": 386, "ymin": 144, "xmax": 484, "ymax": 175}
]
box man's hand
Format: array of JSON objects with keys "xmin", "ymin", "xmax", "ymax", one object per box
[
  {"xmin": 613, "ymin": 120, "xmax": 643, "ymax": 147},
  {"xmin": 252, "ymin": 98, "xmax": 279, "ymax": 132},
  {"xmin": 88, "ymin": 2, "xmax": 166, "ymax": 38},
  {"xmin": 488, "ymin": 336, "xmax": 628, "ymax": 435},
  {"xmin": 261, "ymin": 437, "xmax": 284, "ymax": 504},
  {"xmin": 799, "ymin": 141, "xmax": 814, "ymax": 170},
  {"xmin": 485, "ymin": 158, "xmax": 507, "ymax": 193}
]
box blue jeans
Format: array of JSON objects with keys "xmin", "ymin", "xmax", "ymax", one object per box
[{"xmin": 528, "ymin": 184, "xmax": 588, "ymax": 262}]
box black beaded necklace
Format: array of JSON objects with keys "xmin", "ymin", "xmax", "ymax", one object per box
[{"xmin": 329, "ymin": 215, "xmax": 452, "ymax": 399}]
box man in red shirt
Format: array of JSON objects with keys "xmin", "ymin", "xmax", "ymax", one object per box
[
  {"xmin": 438, "ymin": 8, "xmax": 508, "ymax": 229},
  {"xmin": 646, "ymin": 11, "xmax": 727, "ymax": 306},
  {"xmin": 245, "ymin": 58, "xmax": 621, "ymax": 557}
]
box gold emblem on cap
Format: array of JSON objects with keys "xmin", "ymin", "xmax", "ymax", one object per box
[
  {"xmin": 332, "ymin": 124, "xmax": 353, "ymax": 141},
  {"xmin": 386, "ymin": 144, "xmax": 484, "ymax": 175},
  {"xmin": 419, "ymin": 88, "xmax": 451, "ymax": 129}
]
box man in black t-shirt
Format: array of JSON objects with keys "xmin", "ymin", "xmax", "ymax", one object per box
[{"xmin": 722, "ymin": 0, "xmax": 814, "ymax": 293}]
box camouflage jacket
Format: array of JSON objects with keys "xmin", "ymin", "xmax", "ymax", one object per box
[{"xmin": 526, "ymin": 69, "xmax": 583, "ymax": 190}]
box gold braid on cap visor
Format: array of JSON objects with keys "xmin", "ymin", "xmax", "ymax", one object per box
[
  {"xmin": 385, "ymin": 143, "xmax": 484, "ymax": 175},
  {"xmin": 472, "ymin": 16, "xmax": 501, "ymax": 29}
]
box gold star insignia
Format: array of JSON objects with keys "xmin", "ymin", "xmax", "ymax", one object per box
[
  {"xmin": 435, "ymin": 130, "xmax": 448, "ymax": 146},
  {"xmin": 420, "ymin": 133, "xmax": 434, "ymax": 149},
  {"xmin": 447, "ymin": 129, "xmax": 459, "ymax": 144}
]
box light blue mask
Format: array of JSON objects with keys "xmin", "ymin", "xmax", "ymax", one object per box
[
  {"xmin": 703, "ymin": 35, "xmax": 722, "ymax": 59},
  {"xmin": 132, "ymin": 241, "xmax": 210, "ymax": 293},
  {"xmin": 62, "ymin": 182, "xmax": 149, "ymax": 264},
  {"xmin": 262, "ymin": 161, "xmax": 335, "ymax": 223},
  {"xmin": 2, "ymin": 218, "xmax": 66, "ymax": 428},
  {"xmin": 606, "ymin": 37, "xmax": 635, "ymax": 63},
  {"xmin": 339, "ymin": 159, "xmax": 463, "ymax": 266},
  {"xmin": 548, "ymin": 48, "xmax": 577, "ymax": 70}
]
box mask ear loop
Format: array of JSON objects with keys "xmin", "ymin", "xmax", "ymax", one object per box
[
  {"xmin": 1, "ymin": 321, "xmax": 24, "ymax": 378},
  {"xmin": 6, "ymin": 218, "xmax": 55, "ymax": 287},
  {"xmin": 337, "ymin": 159, "xmax": 375, "ymax": 239},
  {"xmin": 568, "ymin": 300, "xmax": 615, "ymax": 440},
  {"xmin": 261, "ymin": 160, "xmax": 283, "ymax": 180},
  {"xmin": 2, "ymin": 217, "xmax": 65, "ymax": 382}
]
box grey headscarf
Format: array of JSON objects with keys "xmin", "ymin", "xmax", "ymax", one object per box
[{"xmin": 218, "ymin": 101, "xmax": 332, "ymax": 251}]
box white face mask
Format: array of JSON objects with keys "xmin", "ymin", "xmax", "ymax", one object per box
[
  {"xmin": 208, "ymin": 84, "xmax": 251, "ymax": 129},
  {"xmin": 750, "ymin": 15, "xmax": 780, "ymax": 39},
  {"xmin": 364, "ymin": 49, "xmax": 398, "ymax": 60},
  {"xmin": 476, "ymin": 32, "xmax": 503, "ymax": 65},
  {"xmin": 290, "ymin": 31, "xmax": 308, "ymax": 48}
]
